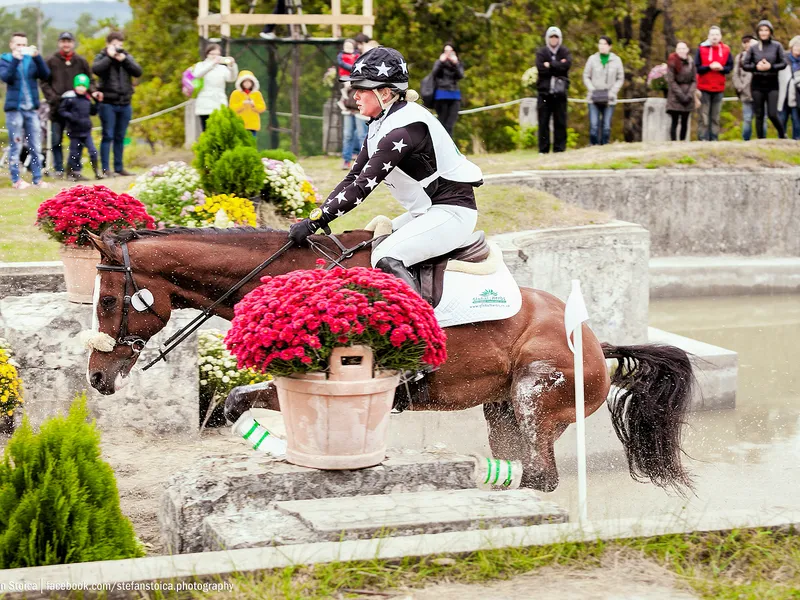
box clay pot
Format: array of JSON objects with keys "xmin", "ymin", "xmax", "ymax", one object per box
[
  {"xmin": 274, "ymin": 346, "xmax": 400, "ymax": 470},
  {"xmin": 60, "ymin": 245, "xmax": 100, "ymax": 304}
]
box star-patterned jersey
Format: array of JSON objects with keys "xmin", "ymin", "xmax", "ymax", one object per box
[{"xmin": 318, "ymin": 103, "xmax": 480, "ymax": 225}]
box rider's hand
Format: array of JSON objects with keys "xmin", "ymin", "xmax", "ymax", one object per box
[{"xmin": 288, "ymin": 218, "xmax": 318, "ymax": 247}]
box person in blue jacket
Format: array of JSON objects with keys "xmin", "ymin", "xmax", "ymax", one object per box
[{"xmin": 0, "ymin": 32, "xmax": 51, "ymax": 189}]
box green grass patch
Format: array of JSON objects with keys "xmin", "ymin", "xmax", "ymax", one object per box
[{"xmin": 146, "ymin": 527, "xmax": 799, "ymax": 600}]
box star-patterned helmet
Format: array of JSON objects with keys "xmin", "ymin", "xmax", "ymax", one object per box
[{"xmin": 341, "ymin": 46, "xmax": 409, "ymax": 91}]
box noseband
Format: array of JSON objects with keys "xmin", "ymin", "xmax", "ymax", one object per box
[{"xmin": 96, "ymin": 241, "xmax": 166, "ymax": 355}]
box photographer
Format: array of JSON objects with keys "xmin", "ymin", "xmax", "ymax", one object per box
[
  {"xmin": 190, "ymin": 44, "xmax": 238, "ymax": 131},
  {"xmin": 92, "ymin": 31, "xmax": 142, "ymax": 177},
  {"xmin": 0, "ymin": 32, "xmax": 51, "ymax": 189},
  {"xmin": 432, "ymin": 43, "xmax": 464, "ymax": 136}
]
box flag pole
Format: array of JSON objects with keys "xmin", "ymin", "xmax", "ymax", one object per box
[{"xmin": 565, "ymin": 279, "xmax": 589, "ymax": 526}]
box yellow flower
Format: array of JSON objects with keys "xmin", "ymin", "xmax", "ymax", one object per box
[{"xmin": 7, "ymin": 410, "xmax": 12, "ymax": 416}]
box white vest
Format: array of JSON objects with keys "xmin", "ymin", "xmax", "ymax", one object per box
[{"xmin": 366, "ymin": 102, "xmax": 483, "ymax": 216}]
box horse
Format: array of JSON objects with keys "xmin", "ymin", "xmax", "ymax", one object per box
[{"xmin": 86, "ymin": 226, "xmax": 694, "ymax": 493}]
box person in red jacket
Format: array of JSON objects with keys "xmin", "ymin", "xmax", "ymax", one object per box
[{"xmin": 695, "ymin": 26, "xmax": 733, "ymax": 141}]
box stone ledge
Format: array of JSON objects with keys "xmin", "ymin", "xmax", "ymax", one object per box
[
  {"xmin": 202, "ymin": 489, "xmax": 568, "ymax": 551},
  {"xmin": 160, "ymin": 450, "xmax": 479, "ymax": 554}
]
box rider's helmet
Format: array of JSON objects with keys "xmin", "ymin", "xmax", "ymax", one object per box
[{"xmin": 340, "ymin": 47, "xmax": 409, "ymax": 92}]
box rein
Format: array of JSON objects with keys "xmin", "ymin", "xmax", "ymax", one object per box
[{"xmin": 94, "ymin": 231, "xmax": 377, "ymax": 372}]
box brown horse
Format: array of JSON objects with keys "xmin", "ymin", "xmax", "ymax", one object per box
[{"xmin": 87, "ymin": 227, "xmax": 694, "ymax": 493}]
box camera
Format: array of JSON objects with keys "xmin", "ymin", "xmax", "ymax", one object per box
[
  {"xmin": 20, "ymin": 46, "xmax": 33, "ymax": 56},
  {"xmin": 220, "ymin": 57, "xmax": 233, "ymax": 65}
]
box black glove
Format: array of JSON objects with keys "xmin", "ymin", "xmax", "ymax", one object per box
[{"xmin": 288, "ymin": 218, "xmax": 318, "ymax": 247}]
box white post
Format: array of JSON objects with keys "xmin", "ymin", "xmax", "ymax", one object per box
[
  {"xmin": 362, "ymin": 0, "xmax": 373, "ymax": 38},
  {"xmin": 220, "ymin": 0, "xmax": 231, "ymax": 38},
  {"xmin": 331, "ymin": 0, "xmax": 342, "ymax": 39},
  {"xmin": 565, "ymin": 279, "xmax": 589, "ymax": 526}
]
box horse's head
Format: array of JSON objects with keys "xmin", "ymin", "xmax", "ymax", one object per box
[{"xmin": 85, "ymin": 232, "xmax": 173, "ymax": 395}]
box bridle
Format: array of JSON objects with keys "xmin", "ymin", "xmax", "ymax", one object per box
[
  {"xmin": 92, "ymin": 230, "xmax": 379, "ymax": 371},
  {"xmin": 95, "ymin": 241, "xmax": 168, "ymax": 355}
]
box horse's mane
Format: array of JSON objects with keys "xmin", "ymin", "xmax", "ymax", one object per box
[{"xmin": 102, "ymin": 226, "xmax": 285, "ymax": 245}]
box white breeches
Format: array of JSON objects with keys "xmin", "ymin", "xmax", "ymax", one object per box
[{"xmin": 370, "ymin": 205, "xmax": 479, "ymax": 267}]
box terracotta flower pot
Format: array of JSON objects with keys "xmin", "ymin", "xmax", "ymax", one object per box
[
  {"xmin": 274, "ymin": 346, "xmax": 400, "ymax": 470},
  {"xmin": 60, "ymin": 245, "xmax": 100, "ymax": 304}
]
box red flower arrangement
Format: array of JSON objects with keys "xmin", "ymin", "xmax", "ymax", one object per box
[
  {"xmin": 225, "ymin": 265, "xmax": 447, "ymax": 377},
  {"xmin": 36, "ymin": 185, "xmax": 155, "ymax": 246}
]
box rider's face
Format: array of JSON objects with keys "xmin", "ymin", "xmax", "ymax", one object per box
[{"xmin": 354, "ymin": 88, "xmax": 383, "ymax": 118}]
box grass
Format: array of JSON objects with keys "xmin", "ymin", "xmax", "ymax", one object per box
[{"xmin": 70, "ymin": 527, "xmax": 796, "ymax": 599}]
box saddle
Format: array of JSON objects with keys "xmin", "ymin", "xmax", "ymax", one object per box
[{"xmin": 372, "ymin": 228, "xmax": 492, "ymax": 306}]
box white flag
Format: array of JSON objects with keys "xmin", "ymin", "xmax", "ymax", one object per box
[{"xmin": 564, "ymin": 280, "xmax": 589, "ymax": 353}]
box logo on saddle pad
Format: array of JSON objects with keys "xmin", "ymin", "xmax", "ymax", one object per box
[{"xmin": 471, "ymin": 288, "xmax": 509, "ymax": 307}]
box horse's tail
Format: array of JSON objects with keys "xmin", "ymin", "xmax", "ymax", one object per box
[{"xmin": 602, "ymin": 342, "xmax": 694, "ymax": 494}]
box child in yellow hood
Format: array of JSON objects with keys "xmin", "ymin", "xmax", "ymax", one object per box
[{"xmin": 229, "ymin": 70, "xmax": 266, "ymax": 137}]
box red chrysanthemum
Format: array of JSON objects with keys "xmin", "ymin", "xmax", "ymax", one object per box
[
  {"xmin": 35, "ymin": 184, "xmax": 156, "ymax": 246},
  {"xmin": 225, "ymin": 267, "xmax": 447, "ymax": 376}
]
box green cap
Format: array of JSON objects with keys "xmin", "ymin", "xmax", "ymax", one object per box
[{"xmin": 73, "ymin": 73, "xmax": 90, "ymax": 88}]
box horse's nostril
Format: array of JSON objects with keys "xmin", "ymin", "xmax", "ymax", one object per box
[{"xmin": 90, "ymin": 372, "xmax": 103, "ymax": 388}]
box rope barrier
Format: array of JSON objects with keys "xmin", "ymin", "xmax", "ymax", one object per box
[{"xmin": 459, "ymin": 95, "xmax": 741, "ymax": 114}]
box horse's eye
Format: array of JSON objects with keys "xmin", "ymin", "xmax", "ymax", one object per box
[{"xmin": 101, "ymin": 296, "xmax": 117, "ymax": 309}]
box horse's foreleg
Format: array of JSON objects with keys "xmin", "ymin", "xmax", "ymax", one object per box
[
  {"xmin": 483, "ymin": 401, "xmax": 529, "ymax": 462},
  {"xmin": 223, "ymin": 381, "xmax": 281, "ymax": 423}
]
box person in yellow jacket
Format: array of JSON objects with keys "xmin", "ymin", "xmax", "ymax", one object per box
[{"xmin": 229, "ymin": 70, "xmax": 266, "ymax": 137}]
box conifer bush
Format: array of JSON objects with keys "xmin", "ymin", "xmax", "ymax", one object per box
[
  {"xmin": 193, "ymin": 106, "xmax": 256, "ymax": 194},
  {"xmin": 211, "ymin": 146, "xmax": 265, "ymax": 199},
  {"xmin": 0, "ymin": 396, "xmax": 144, "ymax": 568}
]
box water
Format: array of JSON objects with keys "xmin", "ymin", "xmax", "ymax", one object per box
[{"xmin": 544, "ymin": 294, "xmax": 800, "ymax": 522}]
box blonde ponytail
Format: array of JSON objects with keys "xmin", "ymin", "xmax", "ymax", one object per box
[{"xmin": 404, "ymin": 89, "xmax": 420, "ymax": 103}]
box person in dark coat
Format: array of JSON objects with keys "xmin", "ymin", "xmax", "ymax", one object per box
[
  {"xmin": 665, "ymin": 41, "xmax": 697, "ymax": 141},
  {"xmin": 742, "ymin": 19, "xmax": 787, "ymax": 138},
  {"xmin": 92, "ymin": 31, "xmax": 142, "ymax": 177},
  {"xmin": 40, "ymin": 31, "xmax": 100, "ymax": 178},
  {"xmin": 58, "ymin": 73, "xmax": 102, "ymax": 181},
  {"xmin": 535, "ymin": 26, "xmax": 572, "ymax": 153},
  {"xmin": 432, "ymin": 43, "xmax": 464, "ymax": 136}
]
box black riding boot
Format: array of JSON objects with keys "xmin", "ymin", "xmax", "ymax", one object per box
[{"xmin": 375, "ymin": 257, "xmax": 419, "ymax": 294}]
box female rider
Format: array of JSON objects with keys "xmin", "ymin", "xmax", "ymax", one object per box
[{"xmin": 288, "ymin": 47, "xmax": 483, "ymax": 293}]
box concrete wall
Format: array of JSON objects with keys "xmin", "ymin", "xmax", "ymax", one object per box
[
  {"xmin": 492, "ymin": 221, "xmax": 650, "ymax": 345},
  {"xmin": 486, "ymin": 168, "xmax": 800, "ymax": 256}
]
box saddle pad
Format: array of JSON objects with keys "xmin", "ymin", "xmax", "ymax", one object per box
[{"xmin": 434, "ymin": 257, "xmax": 522, "ymax": 328}]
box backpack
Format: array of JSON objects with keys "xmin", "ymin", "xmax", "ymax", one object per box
[
  {"xmin": 421, "ymin": 73, "xmax": 436, "ymax": 109},
  {"xmin": 181, "ymin": 68, "xmax": 204, "ymax": 98}
]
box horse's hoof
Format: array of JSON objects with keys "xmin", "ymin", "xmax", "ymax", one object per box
[
  {"xmin": 223, "ymin": 382, "xmax": 272, "ymax": 424},
  {"xmin": 521, "ymin": 468, "xmax": 559, "ymax": 493}
]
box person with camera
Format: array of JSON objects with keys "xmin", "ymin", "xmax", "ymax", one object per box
[
  {"xmin": 190, "ymin": 44, "xmax": 238, "ymax": 132},
  {"xmin": 41, "ymin": 31, "xmax": 100, "ymax": 179},
  {"xmin": 0, "ymin": 32, "xmax": 51, "ymax": 189},
  {"xmin": 582, "ymin": 36, "xmax": 624, "ymax": 146},
  {"xmin": 535, "ymin": 26, "xmax": 572, "ymax": 153},
  {"xmin": 92, "ymin": 31, "xmax": 142, "ymax": 177},
  {"xmin": 432, "ymin": 43, "xmax": 464, "ymax": 136}
]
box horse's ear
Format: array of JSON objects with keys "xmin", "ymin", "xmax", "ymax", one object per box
[{"xmin": 87, "ymin": 233, "xmax": 116, "ymax": 261}]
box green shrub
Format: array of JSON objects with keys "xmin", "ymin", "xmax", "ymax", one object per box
[
  {"xmin": 0, "ymin": 396, "xmax": 143, "ymax": 567},
  {"xmin": 211, "ymin": 146, "xmax": 265, "ymax": 198},
  {"xmin": 193, "ymin": 106, "xmax": 256, "ymax": 193},
  {"xmin": 504, "ymin": 124, "xmax": 538, "ymax": 150},
  {"xmin": 260, "ymin": 149, "xmax": 298, "ymax": 163}
]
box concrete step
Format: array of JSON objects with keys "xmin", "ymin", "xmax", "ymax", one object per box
[
  {"xmin": 160, "ymin": 450, "xmax": 479, "ymax": 554},
  {"xmin": 202, "ymin": 488, "xmax": 569, "ymax": 551}
]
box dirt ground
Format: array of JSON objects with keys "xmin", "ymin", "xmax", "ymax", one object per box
[
  {"xmin": 393, "ymin": 558, "xmax": 699, "ymax": 600},
  {"xmin": 98, "ymin": 427, "xmax": 248, "ymax": 555}
]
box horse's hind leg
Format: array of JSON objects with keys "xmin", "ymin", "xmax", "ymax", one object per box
[{"xmin": 508, "ymin": 361, "xmax": 571, "ymax": 492}]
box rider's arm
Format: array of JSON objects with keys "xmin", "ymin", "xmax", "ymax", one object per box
[{"xmin": 317, "ymin": 122, "xmax": 426, "ymax": 224}]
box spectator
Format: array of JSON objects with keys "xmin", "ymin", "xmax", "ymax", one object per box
[
  {"xmin": 354, "ymin": 33, "xmax": 371, "ymax": 54},
  {"xmin": 733, "ymin": 35, "xmax": 761, "ymax": 140},
  {"xmin": 665, "ymin": 42, "xmax": 697, "ymax": 142},
  {"xmin": 191, "ymin": 44, "xmax": 238, "ymax": 132},
  {"xmin": 59, "ymin": 74, "xmax": 102, "ymax": 181},
  {"xmin": 337, "ymin": 38, "xmax": 358, "ymax": 77},
  {"xmin": 432, "ymin": 43, "xmax": 464, "ymax": 137},
  {"xmin": 582, "ymin": 35, "xmax": 624, "ymax": 145},
  {"xmin": 695, "ymin": 26, "xmax": 733, "ymax": 141},
  {"xmin": 259, "ymin": 0, "xmax": 287, "ymax": 40},
  {"xmin": 92, "ymin": 31, "xmax": 142, "ymax": 177},
  {"xmin": 778, "ymin": 36, "xmax": 800, "ymax": 140},
  {"xmin": 335, "ymin": 39, "xmax": 366, "ymax": 169},
  {"xmin": 41, "ymin": 31, "xmax": 100, "ymax": 178},
  {"xmin": 535, "ymin": 26, "xmax": 572, "ymax": 153},
  {"xmin": 229, "ymin": 70, "xmax": 266, "ymax": 138},
  {"xmin": 742, "ymin": 20, "xmax": 787, "ymax": 139},
  {"xmin": 0, "ymin": 32, "xmax": 51, "ymax": 189}
]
